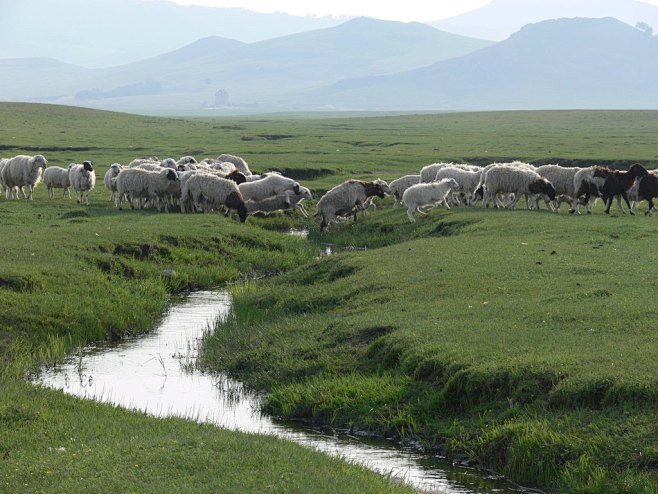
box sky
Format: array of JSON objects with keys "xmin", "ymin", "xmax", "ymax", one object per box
[
  {"xmin": 164, "ymin": 0, "xmax": 658, "ymax": 22},
  {"xmin": 165, "ymin": 0, "xmax": 494, "ymax": 22}
]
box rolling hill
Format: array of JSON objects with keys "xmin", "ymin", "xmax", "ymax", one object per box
[
  {"xmin": 0, "ymin": 0, "xmax": 345, "ymax": 68},
  {"xmin": 431, "ymin": 0, "xmax": 658, "ymax": 40},
  {"xmin": 292, "ymin": 17, "xmax": 658, "ymax": 111},
  {"xmin": 0, "ymin": 18, "xmax": 493, "ymax": 113}
]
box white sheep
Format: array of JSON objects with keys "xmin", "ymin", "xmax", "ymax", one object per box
[
  {"xmin": 180, "ymin": 173, "xmax": 247, "ymax": 221},
  {"xmin": 160, "ymin": 158, "xmax": 177, "ymax": 170},
  {"xmin": 388, "ymin": 175, "xmax": 420, "ymax": 208},
  {"xmin": 43, "ymin": 165, "xmax": 74, "ymax": 199},
  {"xmin": 420, "ymin": 162, "xmax": 457, "ymax": 183},
  {"xmin": 482, "ymin": 165, "xmax": 555, "ymax": 209},
  {"xmin": 535, "ymin": 164, "xmax": 582, "ymax": 212},
  {"xmin": 315, "ymin": 179, "xmax": 389, "ymax": 232},
  {"xmin": 103, "ymin": 163, "xmax": 124, "ymax": 206},
  {"xmin": 176, "ymin": 156, "xmax": 197, "ymax": 167},
  {"xmin": 245, "ymin": 186, "xmax": 313, "ymax": 217},
  {"xmin": 238, "ymin": 174, "xmax": 300, "ymax": 202},
  {"xmin": 0, "ymin": 154, "xmax": 48, "ymax": 200},
  {"xmin": 434, "ymin": 167, "xmax": 483, "ymax": 206},
  {"xmin": 128, "ymin": 157, "xmax": 159, "ymax": 168},
  {"xmin": 68, "ymin": 161, "xmax": 96, "ymax": 206},
  {"xmin": 402, "ymin": 178, "xmax": 460, "ymax": 222},
  {"xmin": 0, "ymin": 158, "xmax": 7, "ymax": 198},
  {"xmin": 218, "ymin": 154, "xmax": 252, "ymax": 176},
  {"xmin": 115, "ymin": 167, "xmax": 178, "ymax": 211},
  {"xmin": 210, "ymin": 161, "xmax": 237, "ymax": 174}
]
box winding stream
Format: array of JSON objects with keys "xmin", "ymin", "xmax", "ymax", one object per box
[{"xmin": 33, "ymin": 290, "xmax": 540, "ymax": 494}]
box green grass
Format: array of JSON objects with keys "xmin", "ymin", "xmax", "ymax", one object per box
[
  {"xmin": 2, "ymin": 102, "xmax": 658, "ymax": 493},
  {"xmin": 201, "ymin": 208, "xmax": 658, "ymax": 493}
]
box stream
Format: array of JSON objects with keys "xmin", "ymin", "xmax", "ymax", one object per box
[{"xmin": 33, "ymin": 290, "xmax": 541, "ymax": 494}]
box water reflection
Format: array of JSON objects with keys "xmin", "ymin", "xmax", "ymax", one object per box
[{"xmin": 33, "ymin": 291, "xmax": 540, "ymax": 494}]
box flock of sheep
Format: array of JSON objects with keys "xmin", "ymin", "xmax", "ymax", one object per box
[{"xmin": 1, "ymin": 153, "xmax": 657, "ymax": 232}]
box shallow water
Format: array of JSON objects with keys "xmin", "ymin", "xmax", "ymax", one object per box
[{"xmin": 33, "ymin": 291, "xmax": 540, "ymax": 494}]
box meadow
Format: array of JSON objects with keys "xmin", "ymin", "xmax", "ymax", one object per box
[{"xmin": 1, "ymin": 102, "xmax": 657, "ymax": 493}]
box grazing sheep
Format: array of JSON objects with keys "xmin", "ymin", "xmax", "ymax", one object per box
[
  {"xmin": 535, "ymin": 164, "xmax": 582, "ymax": 212},
  {"xmin": 482, "ymin": 165, "xmax": 555, "ymax": 209},
  {"xmin": 315, "ymin": 179, "xmax": 389, "ymax": 232},
  {"xmin": 402, "ymin": 178, "xmax": 460, "ymax": 223},
  {"xmin": 115, "ymin": 167, "xmax": 177, "ymax": 211},
  {"xmin": 388, "ymin": 175, "xmax": 420, "ymax": 208},
  {"xmin": 244, "ymin": 186, "xmax": 313, "ymax": 217},
  {"xmin": 180, "ymin": 173, "xmax": 247, "ymax": 222},
  {"xmin": 43, "ymin": 164, "xmax": 74, "ymax": 199},
  {"xmin": 434, "ymin": 167, "xmax": 483, "ymax": 206},
  {"xmin": 0, "ymin": 154, "xmax": 48, "ymax": 200},
  {"xmin": 218, "ymin": 154, "xmax": 252, "ymax": 176},
  {"xmin": 573, "ymin": 164, "xmax": 648, "ymax": 214},
  {"xmin": 238, "ymin": 174, "xmax": 300, "ymax": 202},
  {"xmin": 68, "ymin": 161, "xmax": 96, "ymax": 205},
  {"xmin": 103, "ymin": 163, "xmax": 123, "ymax": 206}
]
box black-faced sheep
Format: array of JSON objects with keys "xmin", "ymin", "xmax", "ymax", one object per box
[
  {"xmin": 180, "ymin": 173, "xmax": 247, "ymax": 222},
  {"xmin": 402, "ymin": 178, "xmax": 460, "ymax": 222},
  {"xmin": 535, "ymin": 164, "xmax": 582, "ymax": 212},
  {"xmin": 68, "ymin": 161, "xmax": 96, "ymax": 206}
]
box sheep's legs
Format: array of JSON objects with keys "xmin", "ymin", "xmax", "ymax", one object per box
[{"xmin": 406, "ymin": 209, "xmax": 416, "ymax": 223}]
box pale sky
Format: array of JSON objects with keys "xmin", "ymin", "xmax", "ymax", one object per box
[
  {"xmin": 166, "ymin": 0, "xmax": 658, "ymax": 22},
  {"xmin": 166, "ymin": 0, "xmax": 495, "ymax": 22}
]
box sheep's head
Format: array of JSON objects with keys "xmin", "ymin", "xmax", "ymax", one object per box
[
  {"xmin": 299, "ymin": 186, "xmax": 312, "ymax": 200},
  {"xmin": 530, "ymin": 178, "xmax": 556, "ymax": 201},
  {"xmin": 444, "ymin": 178, "xmax": 459, "ymax": 190},
  {"xmin": 293, "ymin": 183, "xmax": 301, "ymax": 195},
  {"xmin": 161, "ymin": 158, "xmax": 177, "ymax": 169},
  {"xmin": 165, "ymin": 169, "xmax": 178, "ymax": 181},
  {"xmin": 628, "ymin": 163, "xmax": 649, "ymax": 178},
  {"xmin": 33, "ymin": 155, "xmax": 48, "ymax": 169},
  {"xmin": 237, "ymin": 203, "xmax": 248, "ymax": 222},
  {"xmin": 373, "ymin": 178, "xmax": 391, "ymax": 195},
  {"xmin": 178, "ymin": 156, "xmax": 196, "ymax": 165},
  {"xmin": 83, "ymin": 161, "xmax": 94, "ymax": 172},
  {"xmin": 225, "ymin": 191, "xmax": 248, "ymax": 222},
  {"xmin": 226, "ymin": 170, "xmax": 247, "ymax": 185}
]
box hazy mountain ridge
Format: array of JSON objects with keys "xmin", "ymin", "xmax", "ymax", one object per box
[
  {"xmin": 295, "ymin": 17, "xmax": 658, "ymax": 111},
  {"xmin": 0, "ymin": 18, "xmax": 493, "ymax": 112},
  {"xmin": 431, "ymin": 0, "xmax": 658, "ymax": 40},
  {"xmin": 0, "ymin": 0, "xmax": 346, "ymax": 68}
]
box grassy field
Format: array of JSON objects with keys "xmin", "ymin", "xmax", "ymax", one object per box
[{"xmin": 1, "ymin": 103, "xmax": 657, "ymax": 493}]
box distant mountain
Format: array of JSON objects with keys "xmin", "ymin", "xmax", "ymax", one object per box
[
  {"xmin": 0, "ymin": 18, "xmax": 493, "ymax": 113},
  {"xmin": 431, "ymin": 0, "xmax": 658, "ymax": 40},
  {"xmin": 293, "ymin": 18, "xmax": 658, "ymax": 111},
  {"xmin": 0, "ymin": 0, "xmax": 345, "ymax": 68}
]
